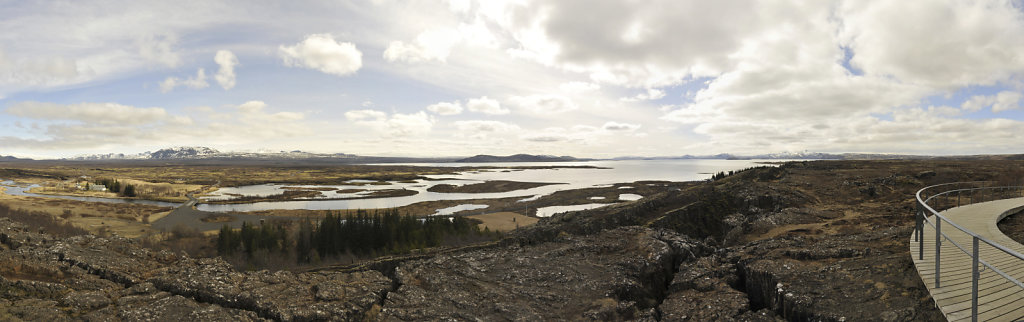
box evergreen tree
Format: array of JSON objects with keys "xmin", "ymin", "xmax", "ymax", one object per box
[{"xmin": 122, "ymin": 184, "xmax": 136, "ymax": 197}]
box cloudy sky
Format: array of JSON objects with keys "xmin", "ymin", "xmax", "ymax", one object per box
[{"xmin": 3, "ymin": 0, "xmax": 1024, "ymax": 159}]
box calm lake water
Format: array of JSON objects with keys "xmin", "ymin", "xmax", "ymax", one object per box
[
  {"xmin": 535, "ymin": 203, "xmax": 611, "ymax": 217},
  {"xmin": 2, "ymin": 160, "xmax": 783, "ymax": 216},
  {"xmin": 194, "ymin": 159, "xmax": 780, "ymax": 212}
]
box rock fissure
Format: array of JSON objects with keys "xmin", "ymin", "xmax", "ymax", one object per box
[{"xmin": 739, "ymin": 260, "xmax": 846, "ymax": 321}]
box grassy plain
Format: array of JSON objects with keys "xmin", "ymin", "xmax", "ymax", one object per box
[
  {"xmin": 27, "ymin": 178, "xmax": 205, "ymax": 202},
  {"xmin": 468, "ymin": 212, "xmax": 539, "ymax": 231},
  {"xmin": 0, "ymin": 186, "xmax": 172, "ymax": 238},
  {"xmin": 0, "ymin": 160, "xmax": 490, "ymax": 186}
]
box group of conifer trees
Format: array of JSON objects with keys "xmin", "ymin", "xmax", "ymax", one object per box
[
  {"xmin": 216, "ymin": 221, "xmax": 289, "ymax": 258},
  {"xmin": 711, "ymin": 171, "xmax": 731, "ymax": 180},
  {"xmin": 94, "ymin": 178, "xmax": 137, "ymax": 197},
  {"xmin": 216, "ymin": 209, "xmax": 495, "ymax": 264}
]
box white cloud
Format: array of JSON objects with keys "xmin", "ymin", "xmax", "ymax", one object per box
[
  {"xmin": 426, "ymin": 101, "xmax": 464, "ymax": 115},
  {"xmin": 237, "ymin": 101, "xmax": 267, "ymax": 113},
  {"xmin": 510, "ymin": 94, "xmax": 578, "ymax": 114},
  {"xmin": 491, "ymin": 0, "xmax": 773, "ymax": 88},
  {"xmin": 961, "ymin": 95, "xmax": 993, "ymax": 112},
  {"xmin": 466, "ymin": 96, "xmax": 509, "ymax": 115},
  {"xmin": 661, "ymin": 104, "xmax": 721, "ymax": 125},
  {"xmin": 838, "ymin": 1, "xmax": 1024, "ymax": 89},
  {"xmin": 7, "ymin": 101, "xmax": 173, "ymax": 125},
  {"xmin": 559, "ymin": 81, "xmax": 600, "ymax": 93},
  {"xmin": 159, "ymin": 68, "xmax": 209, "ymax": 93},
  {"xmin": 8, "ymin": 1, "xmax": 1024, "ymax": 157},
  {"xmin": 521, "ymin": 133, "xmax": 568, "ymax": 142},
  {"xmin": 620, "ymin": 88, "xmax": 665, "ymax": 101},
  {"xmin": 518, "ymin": 125, "xmax": 605, "ymax": 143},
  {"xmin": 345, "ymin": 109, "xmax": 387, "ymax": 121},
  {"xmin": 993, "ymin": 92, "xmax": 1023, "ymax": 112},
  {"xmin": 387, "ymin": 112, "xmax": 435, "ymax": 136},
  {"xmin": 602, "ymin": 121, "xmax": 640, "ymax": 131},
  {"xmin": 214, "ymin": 50, "xmax": 239, "ymax": 90},
  {"xmin": 454, "ymin": 120, "xmax": 519, "ymax": 132},
  {"xmin": 280, "ymin": 34, "xmax": 363, "ymax": 76},
  {"xmin": 384, "ymin": 28, "xmax": 462, "ymax": 63},
  {"xmin": 571, "ymin": 125, "xmax": 600, "ymax": 133},
  {"xmin": 348, "ymin": 109, "xmax": 434, "ymax": 137},
  {"xmin": 0, "ymin": 101, "xmax": 308, "ymax": 151},
  {"xmin": 454, "ymin": 120, "xmax": 520, "ymax": 139},
  {"xmin": 448, "ymin": 0, "xmax": 471, "ymax": 13},
  {"xmin": 0, "ymin": 48, "xmax": 80, "ymax": 87},
  {"xmin": 138, "ymin": 33, "xmax": 181, "ymax": 67},
  {"xmin": 961, "ymin": 91, "xmax": 1022, "ymax": 113},
  {"xmin": 229, "ymin": 101, "xmax": 306, "ymax": 128}
]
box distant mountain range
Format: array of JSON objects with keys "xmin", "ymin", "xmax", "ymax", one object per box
[
  {"xmin": 65, "ymin": 147, "xmax": 585, "ymax": 163},
  {"xmin": 456, "ymin": 154, "xmax": 585, "ymax": 162},
  {"xmin": 67, "ymin": 147, "xmax": 218, "ymax": 160},
  {"xmin": 54, "ymin": 146, "xmax": 1024, "ymax": 163},
  {"xmin": 0, "ymin": 155, "xmax": 29, "ymax": 161},
  {"xmin": 610, "ymin": 151, "xmax": 935, "ymax": 160},
  {"xmin": 148, "ymin": 146, "xmax": 219, "ymax": 159},
  {"xmin": 67, "ymin": 147, "xmax": 356, "ymax": 161}
]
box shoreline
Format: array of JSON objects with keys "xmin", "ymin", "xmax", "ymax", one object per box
[
  {"xmin": 202, "ymin": 188, "xmax": 419, "ymax": 204},
  {"xmin": 26, "ymin": 187, "xmax": 191, "ymax": 204}
]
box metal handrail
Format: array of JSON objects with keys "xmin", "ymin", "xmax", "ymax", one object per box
[{"xmin": 914, "ymin": 182, "xmax": 1024, "ymax": 322}]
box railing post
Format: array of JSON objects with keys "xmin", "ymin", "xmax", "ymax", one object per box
[
  {"xmin": 958, "ymin": 190, "xmax": 961, "ymax": 207},
  {"xmin": 972, "ymin": 236, "xmax": 979, "ymax": 322},
  {"xmin": 917, "ymin": 200, "xmax": 925, "ymax": 242},
  {"xmin": 919, "ymin": 211, "xmax": 925, "ymax": 260},
  {"xmin": 918, "ymin": 205, "xmax": 925, "ymax": 260},
  {"xmin": 935, "ymin": 217, "xmax": 942, "ymax": 288}
]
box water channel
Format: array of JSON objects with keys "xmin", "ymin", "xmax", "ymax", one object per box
[
  {"xmin": 1, "ymin": 159, "xmax": 784, "ymax": 229},
  {"xmin": 194, "ymin": 159, "xmax": 777, "ymax": 212}
]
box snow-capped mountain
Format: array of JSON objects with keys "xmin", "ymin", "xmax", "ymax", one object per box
[
  {"xmin": 67, "ymin": 152, "xmax": 150, "ymax": 161},
  {"xmin": 148, "ymin": 147, "xmax": 221, "ymax": 159},
  {"xmin": 68, "ymin": 147, "xmax": 219, "ymax": 160},
  {"xmin": 65, "ymin": 147, "xmax": 360, "ymax": 161}
]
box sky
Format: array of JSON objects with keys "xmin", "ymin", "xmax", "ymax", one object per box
[{"xmin": 3, "ymin": 0, "xmax": 1024, "ymax": 159}]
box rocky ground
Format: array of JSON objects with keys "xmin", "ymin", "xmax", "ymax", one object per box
[
  {"xmin": 998, "ymin": 208, "xmax": 1024, "ymax": 244},
  {"xmin": 0, "ymin": 218, "xmax": 391, "ymax": 321},
  {"xmin": 1, "ymin": 160, "xmax": 1022, "ymax": 321}
]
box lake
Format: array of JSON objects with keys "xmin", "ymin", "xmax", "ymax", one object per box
[{"xmin": 194, "ymin": 159, "xmax": 779, "ymax": 212}]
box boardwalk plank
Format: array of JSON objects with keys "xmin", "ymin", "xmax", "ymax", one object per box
[{"xmin": 910, "ymin": 197, "xmax": 1024, "ymax": 322}]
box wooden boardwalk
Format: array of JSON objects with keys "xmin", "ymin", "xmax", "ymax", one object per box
[{"xmin": 910, "ymin": 197, "xmax": 1024, "ymax": 321}]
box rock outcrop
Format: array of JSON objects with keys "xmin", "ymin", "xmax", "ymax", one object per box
[
  {"xmin": 380, "ymin": 226, "xmax": 714, "ymax": 320},
  {"xmin": 1, "ymin": 160, "xmax": 983, "ymax": 321},
  {"xmin": 0, "ymin": 218, "xmax": 391, "ymax": 321}
]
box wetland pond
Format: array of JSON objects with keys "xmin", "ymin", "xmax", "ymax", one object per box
[
  {"xmin": 3, "ymin": 160, "xmax": 783, "ymax": 218},
  {"xmin": 195, "ymin": 159, "xmax": 780, "ymax": 212}
]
